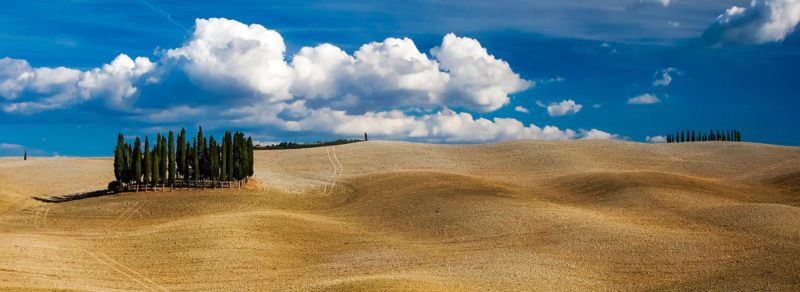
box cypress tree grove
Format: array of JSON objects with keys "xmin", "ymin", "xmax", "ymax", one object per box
[
  {"xmin": 169, "ymin": 131, "xmax": 176, "ymax": 189},
  {"xmin": 109, "ymin": 126, "xmax": 255, "ymax": 192}
]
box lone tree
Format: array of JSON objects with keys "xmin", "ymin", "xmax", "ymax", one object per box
[
  {"xmin": 24, "ymin": 149, "xmax": 27, "ymax": 160},
  {"xmin": 364, "ymin": 132, "xmax": 368, "ymax": 141}
]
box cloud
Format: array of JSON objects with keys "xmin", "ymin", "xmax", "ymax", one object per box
[
  {"xmin": 546, "ymin": 99, "xmax": 583, "ymax": 116},
  {"xmin": 628, "ymin": 0, "xmax": 672, "ymax": 11},
  {"xmin": 580, "ymin": 129, "xmax": 619, "ymax": 140},
  {"xmin": 627, "ymin": 93, "xmax": 661, "ymax": 104},
  {"xmin": 514, "ymin": 105, "xmax": 529, "ymax": 113},
  {"xmin": 703, "ymin": 0, "xmax": 800, "ymax": 45},
  {"xmin": 165, "ymin": 18, "xmax": 294, "ymax": 102},
  {"xmin": 0, "ymin": 143, "xmax": 23, "ymax": 149},
  {"xmin": 536, "ymin": 76, "xmax": 565, "ymax": 84},
  {"xmin": 0, "ymin": 54, "xmax": 155, "ymax": 114},
  {"xmin": 652, "ymin": 67, "xmax": 680, "ymax": 87},
  {"xmin": 646, "ymin": 135, "xmax": 667, "ymax": 143},
  {"xmin": 0, "ymin": 18, "xmax": 615, "ymax": 143},
  {"xmin": 431, "ymin": 33, "xmax": 533, "ymax": 112},
  {"xmin": 668, "ymin": 21, "xmax": 681, "ymax": 28}
]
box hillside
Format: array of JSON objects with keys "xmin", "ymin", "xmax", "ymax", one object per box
[{"xmin": 0, "ymin": 140, "xmax": 799, "ymax": 290}]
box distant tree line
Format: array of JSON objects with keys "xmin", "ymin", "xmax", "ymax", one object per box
[
  {"xmin": 666, "ymin": 129, "xmax": 742, "ymax": 143},
  {"xmin": 111, "ymin": 127, "xmax": 254, "ymax": 192},
  {"xmin": 256, "ymin": 138, "xmax": 363, "ymax": 150}
]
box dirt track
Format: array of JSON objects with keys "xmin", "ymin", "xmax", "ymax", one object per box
[{"xmin": 0, "ymin": 140, "xmax": 798, "ymax": 290}]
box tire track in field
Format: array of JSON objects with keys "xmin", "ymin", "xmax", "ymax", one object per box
[
  {"xmin": 323, "ymin": 147, "xmax": 338, "ymax": 195},
  {"xmin": 328, "ymin": 147, "xmax": 344, "ymax": 195},
  {"xmin": 87, "ymin": 248, "xmax": 168, "ymax": 291}
]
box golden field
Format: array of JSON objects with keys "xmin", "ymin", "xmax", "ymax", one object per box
[{"xmin": 0, "ymin": 140, "xmax": 799, "ymax": 290}]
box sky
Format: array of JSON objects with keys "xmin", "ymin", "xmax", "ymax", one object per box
[{"xmin": 1, "ymin": 0, "xmax": 799, "ymax": 156}]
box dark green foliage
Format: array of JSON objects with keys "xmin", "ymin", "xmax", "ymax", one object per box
[
  {"xmin": 177, "ymin": 128, "xmax": 186, "ymax": 181},
  {"xmin": 109, "ymin": 126, "xmax": 254, "ymax": 191},
  {"xmin": 666, "ymin": 129, "xmax": 743, "ymax": 144},
  {"xmin": 133, "ymin": 137, "xmax": 142, "ymax": 184},
  {"xmin": 221, "ymin": 133, "xmax": 228, "ymax": 182},
  {"xmin": 209, "ymin": 135, "xmax": 219, "ymax": 184},
  {"xmin": 193, "ymin": 138, "xmax": 199, "ymax": 186},
  {"xmin": 153, "ymin": 134, "xmax": 161, "ymax": 186},
  {"xmin": 114, "ymin": 133, "xmax": 125, "ymax": 182},
  {"xmin": 24, "ymin": 149, "xmax": 27, "ymax": 160},
  {"xmin": 247, "ymin": 137, "xmax": 254, "ymax": 177},
  {"xmin": 169, "ymin": 131, "xmax": 175, "ymax": 186},
  {"xmin": 225, "ymin": 132, "xmax": 233, "ymax": 180},
  {"xmin": 108, "ymin": 181, "xmax": 122, "ymax": 193},
  {"xmin": 257, "ymin": 139, "xmax": 362, "ymax": 150}
]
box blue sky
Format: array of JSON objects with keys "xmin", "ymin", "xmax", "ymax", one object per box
[{"xmin": 1, "ymin": 0, "xmax": 799, "ymax": 156}]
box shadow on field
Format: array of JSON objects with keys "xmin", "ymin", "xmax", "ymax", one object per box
[{"xmin": 33, "ymin": 190, "xmax": 112, "ymax": 203}]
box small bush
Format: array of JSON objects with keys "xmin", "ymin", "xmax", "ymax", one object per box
[{"xmin": 108, "ymin": 181, "xmax": 122, "ymax": 193}]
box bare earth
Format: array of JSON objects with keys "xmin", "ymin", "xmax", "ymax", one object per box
[{"xmin": 0, "ymin": 140, "xmax": 799, "ymax": 291}]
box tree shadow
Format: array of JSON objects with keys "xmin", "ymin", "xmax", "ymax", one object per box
[{"xmin": 32, "ymin": 189, "xmax": 113, "ymax": 203}]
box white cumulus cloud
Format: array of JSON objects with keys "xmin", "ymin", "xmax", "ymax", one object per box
[
  {"xmin": 165, "ymin": 18, "xmax": 294, "ymax": 102},
  {"xmin": 703, "ymin": 0, "xmax": 800, "ymax": 45},
  {"xmin": 546, "ymin": 99, "xmax": 583, "ymax": 116},
  {"xmin": 628, "ymin": 0, "xmax": 672, "ymax": 10},
  {"xmin": 514, "ymin": 105, "xmax": 530, "ymax": 113},
  {"xmin": 0, "ymin": 54, "xmax": 155, "ymax": 114},
  {"xmin": 0, "ymin": 18, "xmax": 618, "ymax": 143},
  {"xmin": 627, "ymin": 93, "xmax": 661, "ymax": 105},
  {"xmin": 432, "ymin": 33, "xmax": 532, "ymax": 112},
  {"xmin": 646, "ymin": 135, "xmax": 667, "ymax": 143},
  {"xmin": 652, "ymin": 67, "xmax": 680, "ymax": 87}
]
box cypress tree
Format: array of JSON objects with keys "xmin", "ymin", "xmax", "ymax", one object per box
[
  {"xmin": 114, "ymin": 133, "xmax": 125, "ymax": 183},
  {"xmin": 144, "ymin": 137, "xmax": 151, "ymax": 190},
  {"xmin": 226, "ymin": 132, "xmax": 233, "ymax": 185},
  {"xmin": 681, "ymin": 131, "xmax": 685, "ymax": 143},
  {"xmin": 209, "ymin": 135, "xmax": 219, "ymax": 187},
  {"xmin": 169, "ymin": 131, "xmax": 175, "ymax": 188},
  {"xmin": 178, "ymin": 128, "xmax": 186, "ymax": 181},
  {"xmin": 221, "ymin": 134, "xmax": 228, "ymax": 183},
  {"xmin": 123, "ymin": 143, "xmax": 131, "ymax": 189},
  {"xmin": 153, "ymin": 135, "xmax": 160, "ymax": 188},
  {"xmin": 184, "ymin": 142, "xmax": 191, "ymax": 185},
  {"xmin": 197, "ymin": 127, "xmax": 204, "ymax": 182},
  {"xmin": 247, "ymin": 136, "xmax": 254, "ymax": 178},
  {"xmin": 160, "ymin": 135, "xmax": 167, "ymax": 186},
  {"xmin": 133, "ymin": 137, "xmax": 142, "ymax": 190},
  {"xmin": 193, "ymin": 138, "xmax": 199, "ymax": 188}
]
